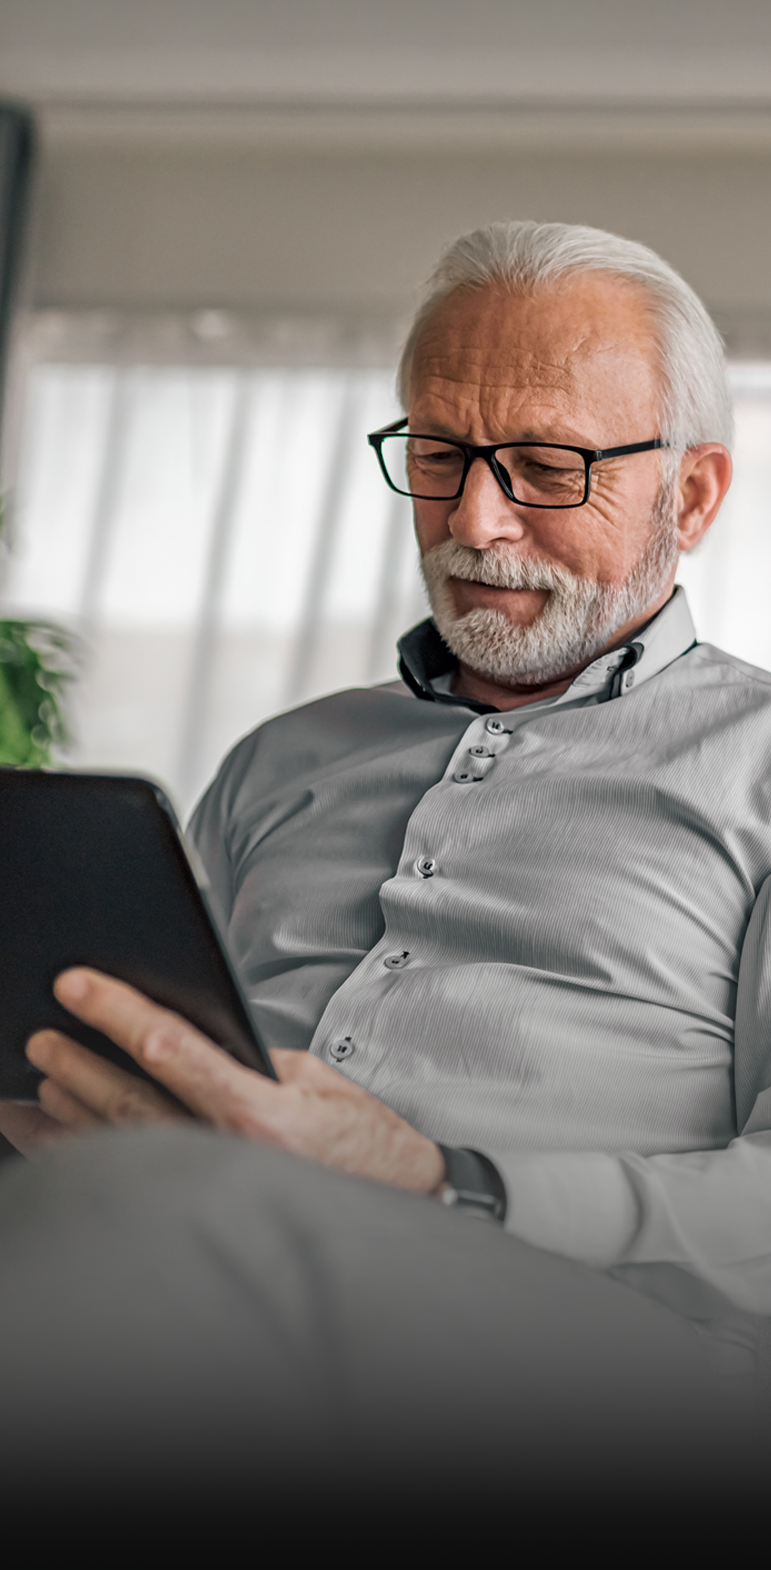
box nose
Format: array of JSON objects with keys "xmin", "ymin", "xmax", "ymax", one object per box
[{"xmin": 448, "ymin": 455, "xmax": 528, "ymax": 550}]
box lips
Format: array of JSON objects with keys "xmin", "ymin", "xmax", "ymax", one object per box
[
  {"xmin": 452, "ymin": 577, "xmax": 532, "ymax": 590},
  {"xmin": 449, "ymin": 575, "xmax": 548, "ymax": 599}
]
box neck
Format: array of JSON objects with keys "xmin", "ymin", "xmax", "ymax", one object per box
[{"xmin": 450, "ymin": 664, "xmax": 576, "ymax": 710}]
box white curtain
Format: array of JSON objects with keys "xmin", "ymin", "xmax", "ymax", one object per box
[
  {"xmin": 676, "ymin": 365, "xmax": 771, "ymax": 672},
  {"xmin": 4, "ymin": 357, "xmax": 770, "ymax": 815}
]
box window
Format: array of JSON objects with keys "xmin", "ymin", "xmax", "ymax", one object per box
[{"xmin": 3, "ymin": 363, "xmax": 422, "ymax": 813}]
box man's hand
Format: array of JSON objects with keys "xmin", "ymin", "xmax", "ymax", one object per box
[{"xmin": 1, "ymin": 968, "xmax": 446, "ymax": 1194}]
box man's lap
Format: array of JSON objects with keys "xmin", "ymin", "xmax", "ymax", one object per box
[{"xmin": 0, "ymin": 1123, "xmax": 754, "ymax": 1515}]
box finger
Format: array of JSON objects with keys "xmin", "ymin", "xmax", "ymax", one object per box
[
  {"xmin": 37, "ymin": 1077, "xmax": 103, "ymax": 1131},
  {"xmin": 270, "ymin": 1047, "xmax": 344, "ymax": 1086},
  {"xmin": 27, "ymin": 1029, "xmax": 188, "ymax": 1127},
  {"xmin": 53, "ymin": 970, "xmax": 278, "ymax": 1129},
  {"xmin": 0, "ymin": 1100, "xmax": 71, "ymax": 1154}
]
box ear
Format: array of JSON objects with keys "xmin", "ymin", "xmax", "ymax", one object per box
[{"xmin": 676, "ymin": 445, "xmax": 733, "ymax": 553}]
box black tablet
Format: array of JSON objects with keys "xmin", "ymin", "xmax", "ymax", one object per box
[{"xmin": 0, "ymin": 768, "xmax": 276, "ymax": 1101}]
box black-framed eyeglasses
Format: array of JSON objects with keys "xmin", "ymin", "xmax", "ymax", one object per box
[{"xmin": 367, "ymin": 417, "xmax": 667, "ymax": 510}]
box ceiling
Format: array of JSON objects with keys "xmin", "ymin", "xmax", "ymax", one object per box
[
  {"xmin": 1, "ymin": 0, "xmax": 770, "ymax": 130},
  {"xmin": 4, "ymin": 1, "xmax": 771, "ymax": 331}
]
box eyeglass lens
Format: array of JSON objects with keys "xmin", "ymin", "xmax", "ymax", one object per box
[{"xmin": 380, "ymin": 435, "xmax": 587, "ymax": 505}]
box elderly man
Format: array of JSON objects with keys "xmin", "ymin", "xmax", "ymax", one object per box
[{"xmin": 0, "ymin": 220, "xmax": 765, "ymax": 1509}]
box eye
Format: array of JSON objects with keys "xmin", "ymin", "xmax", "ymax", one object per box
[
  {"xmin": 521, "ymin": 454, "xmax": 581, "ymax": 475},
  {"xmin": 409, "ymin": 441, "xmax": 463, "ymax": 467}
]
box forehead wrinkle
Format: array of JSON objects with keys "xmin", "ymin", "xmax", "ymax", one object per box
[
  {"xmin": 415, "ymin": 329, "xmax": 645, "ymax": 385},
  {"xmin": 413, "ymin": 358, "xmax": 589, "ymax": 441},
  {"xmin": 413, "ymin": 334, "xmax": 639, "ymax": 412},
  {"xmin": 412, "ymin": 278, "xmax": 659, "ymax": 388},
  {"xmin": 414, "ymin": 356, "xmax": 582, "ymax": 416},
  {"xmin": 415, "ymin": 339, "xmax": 582, "ymax": 386},
  {"xmin": 414, "ymin": 347, "xmax": 658, "ymax": 439}
]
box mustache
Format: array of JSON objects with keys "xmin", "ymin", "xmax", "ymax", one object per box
[{"xmin": 422, "ymin": 541, "xmax": 582, "ymax": 592}]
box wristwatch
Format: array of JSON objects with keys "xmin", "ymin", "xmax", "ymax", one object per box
[{"xmin": 436, "ymin": 1145, "xmax": 507, "ymax": 1224}]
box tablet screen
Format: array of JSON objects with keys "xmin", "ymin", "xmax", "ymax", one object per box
[{"xmin": 0, "ymin": 769, "xmax": 275, "ymax": 1100}]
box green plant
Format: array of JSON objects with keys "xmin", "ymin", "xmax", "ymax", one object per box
[
  {"xmin": 0, "ymin": 620, "xmax": 78, "ymax": 766},
  {"xmin": 0, "ymin": 502, "xmax": 79, "ymax": 767}
]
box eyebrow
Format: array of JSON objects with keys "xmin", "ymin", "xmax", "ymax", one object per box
[{"xmin": 411, "ymin": 422, "xmax": 594, "ymax": 446}]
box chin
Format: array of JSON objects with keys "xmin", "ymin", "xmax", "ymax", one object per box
[{"xmin": 436, "ymin": 606, "xmax": 589, "ymax": 687}]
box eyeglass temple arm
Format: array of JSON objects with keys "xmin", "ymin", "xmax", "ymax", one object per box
[{"xmin": 593, "ymin": 439, "xmax": 668, "ymax": 459}]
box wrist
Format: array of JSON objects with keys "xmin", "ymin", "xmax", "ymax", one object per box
[{"xmin": 424, "ymin": 1139, "xmax": 449, "ymax": 1195}]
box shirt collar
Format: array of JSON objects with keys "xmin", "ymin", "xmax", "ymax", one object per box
[{"xmin": 397, "ymin": 586, "xmax": 698, "ymax": 714}]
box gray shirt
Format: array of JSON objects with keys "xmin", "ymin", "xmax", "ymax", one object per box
[{"xmin": 189, "ymin": 587, "xmax": 771, "ymax": 1366}]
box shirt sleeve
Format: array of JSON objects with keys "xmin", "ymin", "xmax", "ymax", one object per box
[
  {"xmin": 486, "ymin": 875, "xmax": 771, "ymax": 1321},
  {"xmin": 185, "ymin": 755, "xmax": 237, "ymax": 941}
]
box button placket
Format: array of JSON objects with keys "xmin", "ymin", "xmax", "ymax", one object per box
[
  {"xmin": 442, "ymin": 715, "xmax": 507, "ymax": 785},
  {"xmin": 454, "ymin": 727, "xmax": 510, "ymax": 784}
]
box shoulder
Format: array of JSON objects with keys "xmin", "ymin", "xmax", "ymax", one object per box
[
  {"xmin": 187, "ymin": 683, "xmax": 421, "ymax": 833},
  {"xmin": 231, "ymin": 681, "xmax": 419, "ymax": 773},
  {"xmin": 686, "ymin": 641, "xmax": 771, "ymax": 694}
]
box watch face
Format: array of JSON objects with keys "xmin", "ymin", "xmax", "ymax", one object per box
[{"xmin": 437, "ymin": 1147, "xmax": 507, "ymax": 1223}]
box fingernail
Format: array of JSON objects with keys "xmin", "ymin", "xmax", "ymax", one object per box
[
  {"xmin": 55, "ymin": 970, "xmax": 90, "ymax": 1003},
  {"xmin": 26, "ymin": 1030, "xmax": 54, "ymax": 1065}
]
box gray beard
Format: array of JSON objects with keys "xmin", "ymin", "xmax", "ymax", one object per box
[{"xmin": 420, "ymin": 489, "xmax": 679, "ymax": 688}]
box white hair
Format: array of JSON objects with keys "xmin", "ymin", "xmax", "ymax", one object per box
[{"xmin": 397, "ymin": 221, "xmax": 734, "ymax": 451}]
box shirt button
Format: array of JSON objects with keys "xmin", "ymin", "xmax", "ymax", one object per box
[
  {"xmin": 454, "ymin": 768, "xmax": 481, "ymax": 783},
  {"xmin": 384, "ymin": 951, "xmax": 410, "ymax": 969},
  {"xmin": 416, "ymin": 856, "xmax": 436, "ymax": 877},
  {"xmin": 468, "ymin": 744, "xmax": 493, "ymax": 757},
  {"xmin": 485, "ymin": 717, "xmax": 507, "ymax": 734},
  {"xmin": 330, "ymin": 1037, "xmax": 355, "ymax": 1061}
]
